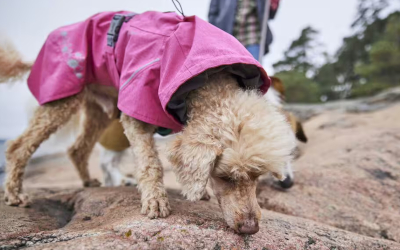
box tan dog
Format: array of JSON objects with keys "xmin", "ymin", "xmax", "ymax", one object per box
[
  {"xmin": 270, "ymin": 76, "xmax": 307, "ymax": 144},
  {"xmin": 1, "ymin": 42, "xmax": 295, "ymax": 234},
  {"xmin": 98, "ymin": 77, "xmax": 307, "ymax": 189},
  {"xmin": 267, "ymin": 76, "xmax": 308, "ymax": 188}
]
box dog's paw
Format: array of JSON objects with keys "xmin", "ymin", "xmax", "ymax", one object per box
[
  {"xmin": 84, "ymin": 179, "xmax": 102, "ymax": 187},
  {"xmin": 200, "ymin": 191, "xmax": 211, "ymax": 201},
  {"xmin": 141, "ymin": 196, "xmax": 171, "ymax": 219},
  {"xmin": 4, "ymin": 192, "xmax": 31, "ymax": 207}
]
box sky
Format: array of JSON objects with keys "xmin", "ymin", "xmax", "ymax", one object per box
[{"xmin": 0, "ymin": 0, "xmax": 399, "ymax": 139}]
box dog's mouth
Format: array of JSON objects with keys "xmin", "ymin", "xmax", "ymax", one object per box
[
  {"xmin": 216, "ymin": 198, "xmax": 261, "ymax": 234},
  {"xmin": 224, "ymin": 214, "xmax": 260, "ymax": 234},
  {"xmin": 236, "ymin": 219, "xmax": 259, "ymax": 234}
]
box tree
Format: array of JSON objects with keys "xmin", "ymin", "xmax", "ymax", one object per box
[
  {"xmin": 333, "ymin": 11, "xmax": 391, "ymax": 92},
  {"xmin": 273, "ymin": 1, "xmax": 399, "ymax": 102},
  {"xmin": 273, "ymin": 26, "xmax": 320, "ymax": 75},
  {"xmin": 314, "ymin": 1, "xmax": 398, "ymax": 100},
  {"xmin": 313, "ymin": 61, "xmax": 341, "ymax": 100},
  {"xmin": 272, "ymin": 26, "xmax": 323, "ymax": 103},
  {"xmin": 351, "ymin": 12, "xmax": 400, "ymax": 97},
  {"xmin": 352, "ymin": 0, "xmax": 389, "ymax": 31}
]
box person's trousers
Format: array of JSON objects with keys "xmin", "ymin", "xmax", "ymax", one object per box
[{"xmin": 245, "ymin": 44, "xmax": 260, "ymax": 60}]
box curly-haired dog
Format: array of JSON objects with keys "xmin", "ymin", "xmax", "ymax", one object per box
[
  {"xmin": 0, "ymin": 11, "xmax": 295, "ymax": 234},
  {"xmin": 98, "ymin": 77, "xmax": 306, "ymax": 189}
]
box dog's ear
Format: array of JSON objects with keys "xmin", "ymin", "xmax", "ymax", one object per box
[
  {"xmin": 295, "ymin": 121, "xmax": 308, "ymax": 143},
  {"xmin": 270, "ymin": 76, "xmax": 285, "ymax": 98},
  {"xmin": 168, "ymin": 135, "xmax": 222, "ymax": 201}
]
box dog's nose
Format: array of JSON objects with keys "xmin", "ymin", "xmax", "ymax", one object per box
[
  {"xmin": 238, "ymin": 219, "xmax": 259, "ymax": 234},
  {"xmin": 279, "ymin": 175, "xmax": 294, "ymax": 189}
]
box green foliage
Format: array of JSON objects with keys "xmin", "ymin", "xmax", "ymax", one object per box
[
  {"xmin": 273, "ymin": 26, "xmax": 319, "ymax": 74},
  {"xmin": 273, "ymin": 26, "xmax": 322, "ymax": 103},
  {"xmin": 352, "ymin": 0, "xmax": 389, "ymax": 30},
  {"xmin": 275, "ymin": 71, "xmax": 320, "ymax": 103},
  {"xmin": 273, "ymin": 0, "xmax": 399, "ymax": 102},
  {"xmin": 349, "ymin": 81, "xmax": 391, "ymax": 98},
  {"xmin": 317, "ymin": 12, "xmax": 393, "ymax": 100},
  {"xmin": 351, "ymin": 13, "xmax": 400, "ymax": 97}
]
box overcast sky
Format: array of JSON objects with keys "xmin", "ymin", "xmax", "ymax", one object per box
[{"xmin": 0, "ymin": 0, "xmax": 399, "ymax": 139}]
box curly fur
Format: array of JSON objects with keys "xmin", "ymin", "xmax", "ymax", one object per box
[
  {"xmin": 0, "ymin": 41, "xmax": 32, "ymax": 83},
  {"xmin": 120, "ymin": 114, "xmax": 171, "ymax": 218},
  {"xmin": 5, "ymin": 94, "xmax": 83, "ymax": 206},
  {"xmin": 170, "ymin": 74, "xmax": 295, "ymax": 193},
  {"xmin": 168, "ymin": 73, "xmax": 295, "ymax": 233}
]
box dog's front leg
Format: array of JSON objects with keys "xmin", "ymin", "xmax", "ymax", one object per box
[{"xmin": 120, "ymin": 114, "xmax": 171, "ymax": 218}]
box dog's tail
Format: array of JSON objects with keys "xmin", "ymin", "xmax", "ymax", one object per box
[{"xmin": 0, "ymin": 41, "xmax": 32, "ymax": 84}]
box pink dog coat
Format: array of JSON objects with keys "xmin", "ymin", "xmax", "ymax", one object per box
[{"xmin": 28, "ymin": 11, "xmax": 270, "ymax": 131}]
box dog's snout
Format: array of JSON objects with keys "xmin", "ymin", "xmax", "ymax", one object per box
[
  {"xmin": 237, "ymin": 218, "xmax": 259, "ymax": 234},
  {"xmin": 279, "ymin": 175, "xmax": 294, "ymax": 189}
]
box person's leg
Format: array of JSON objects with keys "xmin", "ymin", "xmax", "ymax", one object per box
[{"xmin": 245, "ymin": 44, "xmax": 261, "ymax": 60}]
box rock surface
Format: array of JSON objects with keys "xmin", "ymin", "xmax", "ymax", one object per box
[
  {"xmin": 1, "ymin": 96, "xmax": 400, "ymax": 249},
  {"xmin": 1, "ymin": 187, "xmax": 399, "ymax": 250},
  {"xmin": 286, "ymin": 87, "xmax": 400, "ymax": 121},
  {"xmin": 257, "ymin": 104, "xmax": 400, "ymax": 243}
]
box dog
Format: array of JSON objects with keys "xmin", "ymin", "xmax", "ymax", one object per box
[
  {"xmin": 97, "ymin": 76, "xmax": 307, "ymax": 189},
  {"xmin": 268, "ymin": 77, "xmax": 308, "ymax": 188},
  {"xmin": 0, "ymin": 11, "xmax": 295, "ymax": 234},
  {"xmin": 269, "ymin": 77, "xmax": 307, "ymax": 146}
]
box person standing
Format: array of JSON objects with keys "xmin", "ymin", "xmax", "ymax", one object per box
[{"xmin": 208, "ymin": 0, "xmax": 280, "ymax": 59}]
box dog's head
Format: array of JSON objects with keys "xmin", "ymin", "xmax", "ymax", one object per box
[{"xmin": 168, "ymin": 90, "xmax": 295, "ymax": 234}]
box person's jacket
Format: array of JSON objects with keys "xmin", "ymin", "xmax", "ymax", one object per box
[{"xmin": 208, "ymin": 0, "xmax": 279, "ymax": 55}]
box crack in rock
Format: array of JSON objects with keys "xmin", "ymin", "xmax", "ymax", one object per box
[{"xmin": 0, "ymin": 231, "xmax": 102, "ymax": 250}]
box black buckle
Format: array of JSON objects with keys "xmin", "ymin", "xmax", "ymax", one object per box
[{"xmin": 107, "ymin": 14, "xmax": 126, "ymax": 47}]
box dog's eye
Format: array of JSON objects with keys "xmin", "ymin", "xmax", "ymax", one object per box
[
  {"xmin": 219, "ymin": 176, "xmax": 233, "ymax": 182},
  {"xmin": 249, "ymin": 173, "xmax": 260, "ymax": 180}
]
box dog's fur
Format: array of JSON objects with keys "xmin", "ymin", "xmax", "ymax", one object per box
[
  {"xmin": 98, "ymin": 77, "xmax": 307, "ymax": 189},
  {"xmin": 0, "ymin": 41, "xmax": 295, "ymax": 234},
  {"xmin": 269, "ymin": 76, "xmax": 307, "ymax": 144},
  {"xmin": 0, "ymin": 42, "xmax": 32, "ymax": 83}
]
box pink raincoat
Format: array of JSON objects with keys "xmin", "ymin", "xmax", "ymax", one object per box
[{"xmin": 28, "ymin": 11, "xmax": 270, "ymax": 131}]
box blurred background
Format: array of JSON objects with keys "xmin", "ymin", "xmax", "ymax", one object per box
[{"xmin": 0, "ymin": 0, "xmax": 399, "ymax": 175}]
